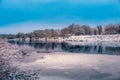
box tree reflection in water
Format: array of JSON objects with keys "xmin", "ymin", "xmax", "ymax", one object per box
[{"xmin": 8, "ymin": 40, "xmax": 120, "ymax": 55}]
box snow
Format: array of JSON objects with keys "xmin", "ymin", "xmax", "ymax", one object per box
[
  {"xmin": 65, "ymin": 34, "xmax": 120, "ymax": 42},
  {"xmin": 1, "ymin": 41, "xmax": 120, "ymax": 80},
  {"xmin": 16, "ymin": 52, "xmax": 120, "ymax": 80},
  {"xmin": 39, "ymin": 76, "xmax": 74, "ymax": 80},
  {"xmin": 11, "ymin": 34, "xmax": 120, "ymax": 43}
]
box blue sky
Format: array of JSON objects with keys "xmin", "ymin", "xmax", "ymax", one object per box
[{"xmin": 0, "ymin": 0, "xmax": 120, "ymax": 34}]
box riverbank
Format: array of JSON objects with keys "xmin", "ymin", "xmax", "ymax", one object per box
[
  {"xmin": 8, "ymin": 34, "xmax": 120, "ymax": 43},
  {"xmin": 15, "ymin": 52, "xmax": 120, "ymax": 80},
  {"xmin": 1, "ymin": 41, "xmax": 120, "ymax": 80}
]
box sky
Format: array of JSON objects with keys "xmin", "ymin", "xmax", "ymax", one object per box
[{"xmin": 0, "ymin": 0, "xmax": 120, "ymax": 34}]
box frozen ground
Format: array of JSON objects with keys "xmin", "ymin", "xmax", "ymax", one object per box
[
  {"xmin": 14, "ymin": 52, "xmax": 120, "ymax": 80},
  {"xmin": 1, "ymin": 41, "xmax": 120, "ymax": 80},
  {"xmin": 66, "ymin": 34, "xmax": 120, "ymax": 42},
  {"xmin": 11, "ymin": 34, "xmax": 120, "ymax": 42}
]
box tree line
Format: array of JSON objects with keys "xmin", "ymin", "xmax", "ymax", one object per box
[
  {"xmin": 1, "ymin": 23, "xmax": 120, "ymax": 40},
  {"xmin": 16, "ymin": 23, "xmax": 120, "ymax": 40}
]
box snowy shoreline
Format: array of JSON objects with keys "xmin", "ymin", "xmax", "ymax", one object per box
[
  {"xmin": 16, "ymin": 52, "xmax": 120, "ymax": 80},
  {"xmin": 8, "ymin": 34, "xmax": 120, "ymax": 43},
  {"xmin": 1, "ymin": 41, "xmax": 120, "ymax": 80}
]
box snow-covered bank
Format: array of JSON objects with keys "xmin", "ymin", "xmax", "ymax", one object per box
[
  {"xmin": 0, "ymin": 41, "xmax": 42, "ymax": 80},
  {"xmin": 0, "ymin": 41, "xmax": 20, "ymax": 60},
  {"xmin": 9, "ymin": 34, "xmax": 120, "ymax": 43},
  {"xmin": 16, "ymin": 52, "xmax": 120, "ymax": 80},
  {"xmin": 1, "ymin": 41, "xmax": 120, "ymax": 80},
  {"xmin": 65, "ymin": 34, "xmax": 120, "ymax": 42}
]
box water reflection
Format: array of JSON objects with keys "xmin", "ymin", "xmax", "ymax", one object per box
[{"xmin": 8, "ymin": 40, "xmax": 120, "ymax": 55}]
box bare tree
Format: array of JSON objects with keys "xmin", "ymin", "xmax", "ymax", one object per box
[
  {"xmin": 93, "ymin": 28, "xmax": 98, "ymax": 35},
  {"xmin": 116, "ymin": 24, "xmax": 120, "ymax": 34},
  {"xmin": 14, "ymin": 23, "xmax": 120, "ymax": 41},
  {"xmin": 81, "ymin": 25, "xmax": 92, "ymax": 35},
  {"xmin": 61, "ymin": 28, "xmax": 70, "ymax": 38},
  {"xmin": 105, "ymin": 24, "xmax": 117, "ymax": 34},
  {"xmin": 97, "ymin": 25, "xmax": 103, "ymax": 35}
]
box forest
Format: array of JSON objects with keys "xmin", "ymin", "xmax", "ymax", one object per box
[{"xmin": 0, "ymin": 23, "xmax": 120, "ymax": 40}]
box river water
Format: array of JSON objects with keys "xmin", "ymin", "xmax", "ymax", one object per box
[{"xmin": 8, "ymin": 40, "xmax": 120, "ymax": 55}]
